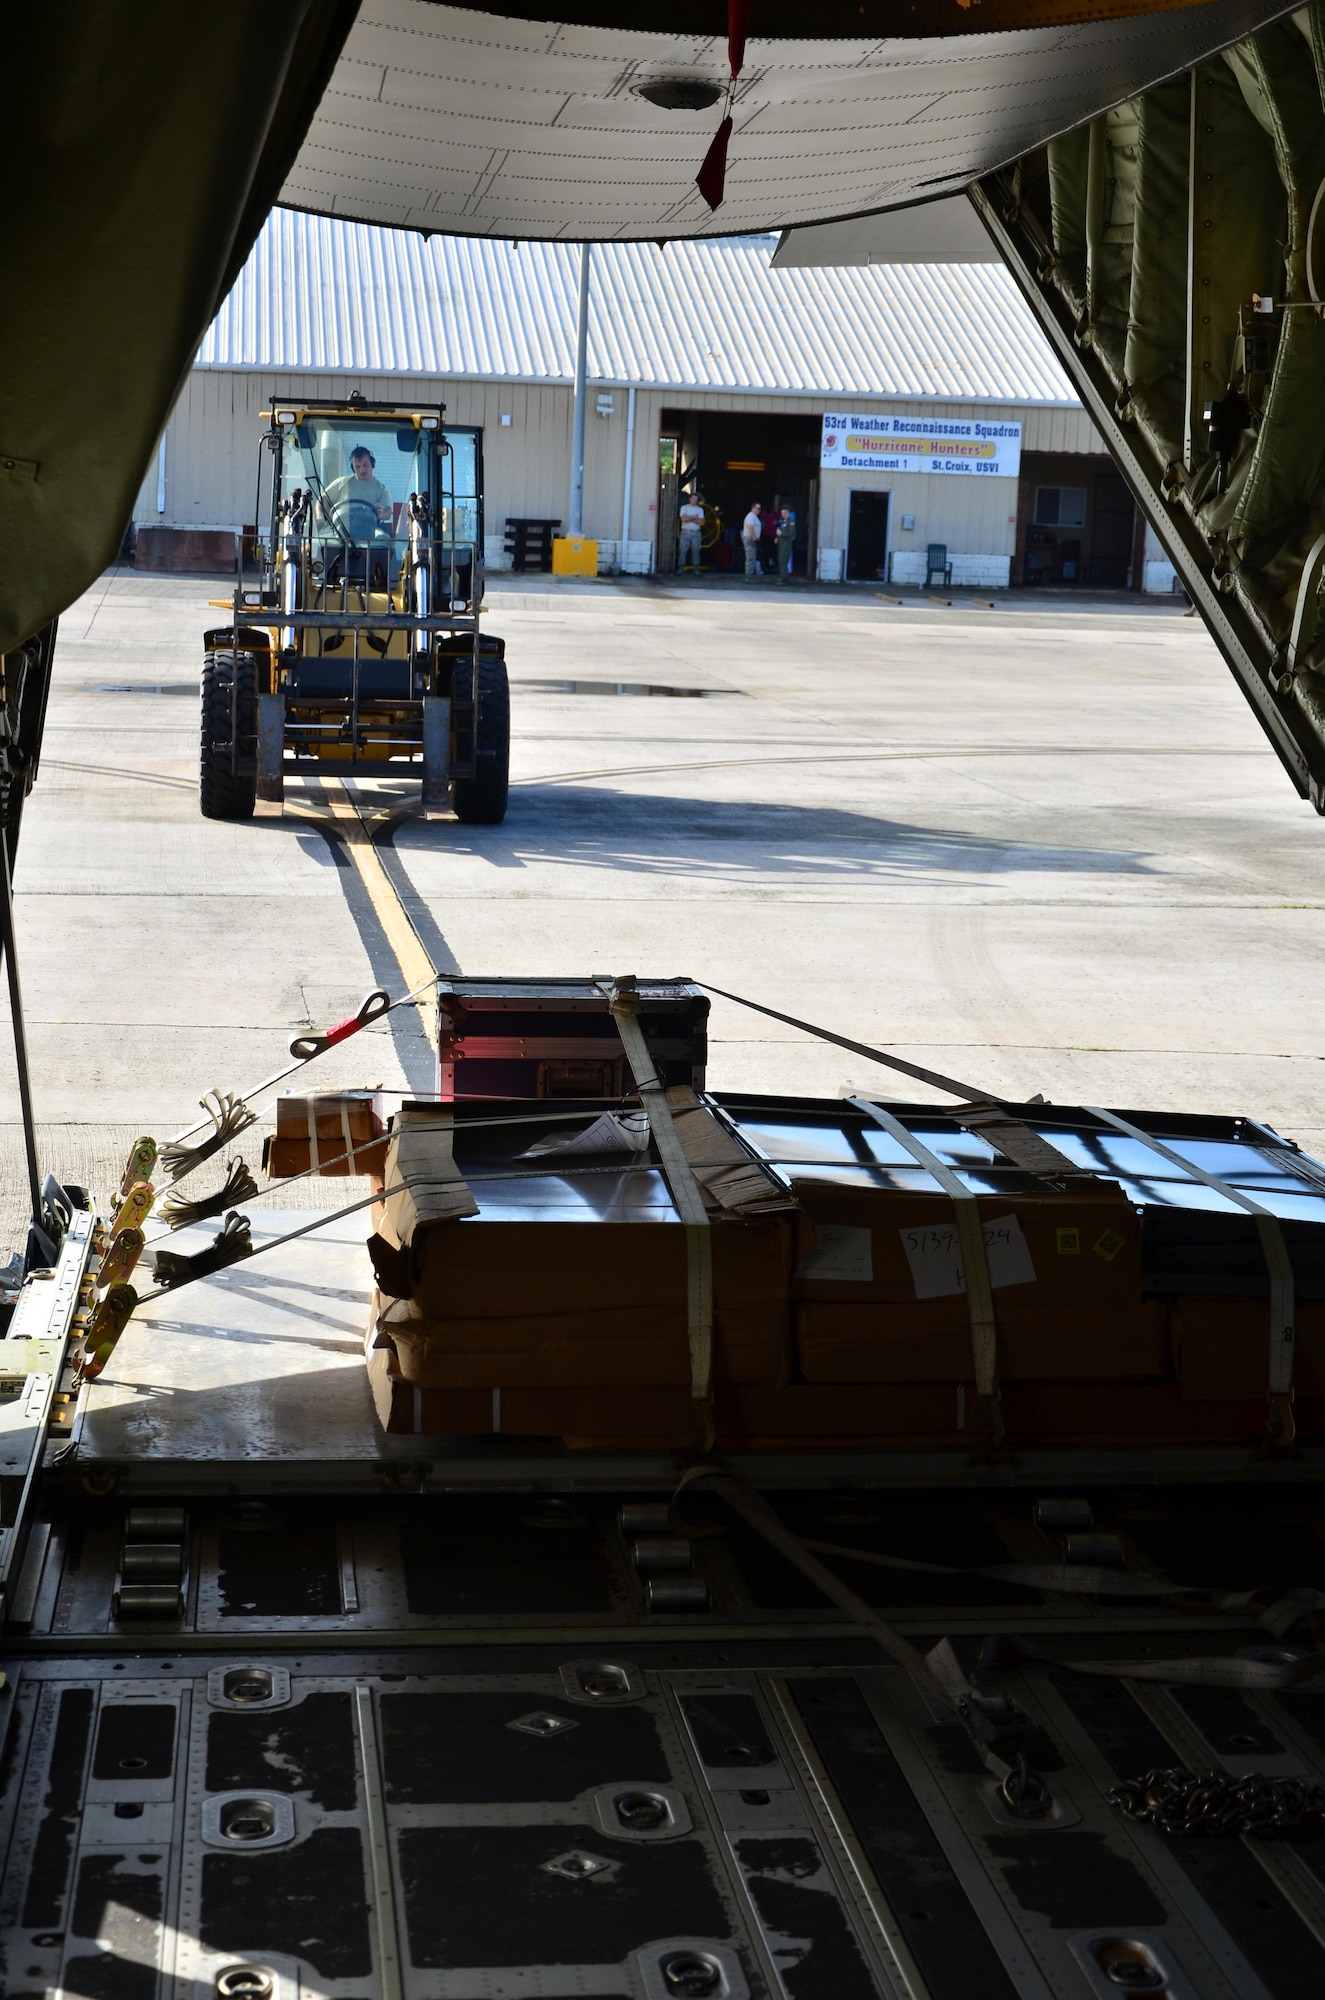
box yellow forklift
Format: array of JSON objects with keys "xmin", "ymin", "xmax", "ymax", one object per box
[{"xmin": 200, "ymin": 393, "xmax": 509, "ymax": 821}]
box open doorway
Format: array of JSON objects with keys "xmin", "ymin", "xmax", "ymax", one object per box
[
  {"xmin": 659, "ymin": 409, "xmax": 821, "ymax": 575},
  {"xmin": 847, "ymin": 490, "xmax": 890, "ymax": 581},
  {"xmin": 1017, "ymin": 453, "xmax": 1139, "ymax": 587}
]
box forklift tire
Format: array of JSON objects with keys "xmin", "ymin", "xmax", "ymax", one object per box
[
  {"xmin": 450, "ymin": 651, "xmax": 510, "ymax": 824},
  {"xmin": 199, "ymin": 649, "xmax": 258, "ymax": 821}
]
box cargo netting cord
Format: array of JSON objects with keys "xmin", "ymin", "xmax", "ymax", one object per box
[
  {"xmin": 78, "ymin": 1180, "xmax": 415, "ymax": 1383},
  {"xmin": 156, "ymin": 1159, "xmax": 259, "ymax": 1231},
  {"xmin": 850, "ymin": 1095, "xmax": 1004, "ymax": 1446},
  {"xmin": 145, "ymin": 1107, "xmax": 661, "ymax": 1239},
  {"xmin": 1086, "ymin": 1105, "xmax": 1298, "ymax": 1445},
  {"xmin": 157, "ymin": 982, "xmax": 424, "ymax": 1184},
  {"xmin": 604, "ymin": 977, "xmax": 716, "ymax": 1451}
]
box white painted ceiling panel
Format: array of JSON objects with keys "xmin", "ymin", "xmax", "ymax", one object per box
[{"xmin": 280, "ymin": 0, "xmax": 1293, "ymax": 240}]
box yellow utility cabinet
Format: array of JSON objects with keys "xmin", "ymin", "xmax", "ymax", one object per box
[{"xmin": 551, "ymin": 535, "xmax": 598, "ymax": 576}]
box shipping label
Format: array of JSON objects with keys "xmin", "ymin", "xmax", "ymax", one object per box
[
  {"xmin": 901, "ymin": 1213, "xmax": 1036, "ymax": 1299},
  {"xmin": 796, "ymin": 1223, "xmax": 874, "ymax": 1283}
]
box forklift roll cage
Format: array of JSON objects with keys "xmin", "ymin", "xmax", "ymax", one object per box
[{"xmin": 200, "ymin": 394, "xmax": 509, "ymax": 820}]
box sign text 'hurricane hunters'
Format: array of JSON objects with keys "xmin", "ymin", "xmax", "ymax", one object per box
[{"xmin": 820, "ymin": 413, "xmax": 1022, "ymax": 478}]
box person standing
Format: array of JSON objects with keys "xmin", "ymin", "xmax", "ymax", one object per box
[
  {"xmin": 777, "ymin": 506, "xmax": 796, "ymax": 583},
  {"xmin": 761, "ymin": 505, "xmax": 779, "ymax": 573},
  {"xmin": 678, "ymin": 490, "xmax": 704, "ymax": 573},
  {"xmin": 741, "ymin": 501, "xmax": 762, "ymax": 579}
]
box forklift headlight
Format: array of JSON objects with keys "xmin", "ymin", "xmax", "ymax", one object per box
[{"xmin": 274, "ymin": 409, "xmax": 297, "ymax": 427}]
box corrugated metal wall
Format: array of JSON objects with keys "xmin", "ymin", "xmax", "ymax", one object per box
[
  {"xmin": 135, "ymin": 370, "xmax": 1102, "ymax": 563},
  {"xmin": 134, "ymin": 371, "xmax": 584, "ymax": 543}
]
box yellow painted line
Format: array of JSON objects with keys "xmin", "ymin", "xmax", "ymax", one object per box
[{"xmin": 319, "ymin": 779, "xmax": 438, "ymax": 1047}]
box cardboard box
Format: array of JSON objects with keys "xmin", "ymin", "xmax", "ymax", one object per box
[
  {"xmin": 406, "ymin": 1211, "xmax": 794, "ymax": 1319},
  {"xmin": 1171, "ymin": 1294, "xmax": 1325, "ymax": 1399},
  {"xmin": 792, "ymin": 1181, "xmax": 1141, "ymax": 1308},
  {"xmin": 274, "ymin": 1089, "xmax": 383, "ymax": 1139},
  {"xmin": 265, "ymin": 1133, "xmax": 389, "ymax": 1179},
  {"xmin": 379, "ymin": 1300, "xmax": 788, "ymax": 1387},
  {"xmin": 367, "ymin": 1356, "xmax": 1322, "ymax": 1450},
  {"xmin": 267, "ymin": 1089, "xmax": 386, "ymax": 1176},
  {"xmin": 368, "ymin": 1340, "xmax": 492, "ymax": 1437},
  {"xmin": 796, "ymin": 1298, "xmax": 1168, "ymax": 1383},
  {"xmin": 381, "ymin": 1105, "xmax": 480, "ymax": 1242}
]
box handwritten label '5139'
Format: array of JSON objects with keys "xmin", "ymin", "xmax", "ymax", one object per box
[{"xmin": 900, "ymin": 1215, "xmax": 1036, "ymax": 1299}]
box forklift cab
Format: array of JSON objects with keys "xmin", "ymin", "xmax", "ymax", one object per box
[
  {"xmin": 199, "ymin": 397, "xmax": 508, "ymax": 823},
  {"xmin": 282, "ymin": 410, "xmax": 480, "ymax": 603}
]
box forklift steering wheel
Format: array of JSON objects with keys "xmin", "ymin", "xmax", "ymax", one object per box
[{"xmin": 328, "ymin": 496, "xmax": 384, "ymax": 542}]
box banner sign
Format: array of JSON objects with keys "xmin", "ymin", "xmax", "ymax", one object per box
[{"xmin": 820, "ymin": 412, "xmax": 1022, "ymax": 478}]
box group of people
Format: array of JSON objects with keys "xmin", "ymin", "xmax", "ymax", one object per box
[{"xmin": 678, "ymin": 492, "xmax": 796, "ymax": 582}]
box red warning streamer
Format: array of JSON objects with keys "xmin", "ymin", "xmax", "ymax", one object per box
[{"xmin": 695, "ymin": 0, "xmax": 750, "ymax": 213}]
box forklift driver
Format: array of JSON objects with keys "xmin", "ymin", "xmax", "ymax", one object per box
[{"xmin": 320, "ymin": 446, "xmax": 393, "ymax": 536}]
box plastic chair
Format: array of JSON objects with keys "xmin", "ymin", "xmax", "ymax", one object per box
[{"xmin": 925, "ymin": 543, "xmax": 953, "ymax": 588}]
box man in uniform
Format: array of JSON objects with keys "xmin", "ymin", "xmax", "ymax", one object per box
[
  {"xmin": 741, "ymin": 500, "xmax": 762, "ymax": 579},
  {"xmin": 678, "ymin": 490, "xmax": 705, "ymax": 572},
  {"xmin": 320, "ymin": 445, "xmax": 394, "ymax": 535}
]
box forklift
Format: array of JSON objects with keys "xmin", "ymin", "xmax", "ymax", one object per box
[{"xmin": 199, "ymin": 394, "xmax": 510, "ymax": 822}]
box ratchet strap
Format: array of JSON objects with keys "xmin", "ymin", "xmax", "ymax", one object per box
[
  {"xmin": 675, "ymin": 1475, "xmax": 1325, "ymax": 1722},
  {"xmin": 665, "ymin": 1087, "xmax": 796, "ymax": 1217},
  {"xmin": 850, "ymin": 1094, "xmax": 1003, "ymax": 1442},
  {"xmin": 672, "ymin": 1469, "xmax": 1028, "ymax": 1782},
  {"xmin": 1086, "ymin": 1107, "xmax": 1297, "ymax": 1444},
  {"xmin": 289, "ymin": 986, "xmax": 392, "ymax": 1061},
  {"xmin": 697, "ymin": 983, "xmax": 1083, "ymax": 1185},
  {"xmin": 606, "ymin": 977, "xmax": 715, "ymax": 1450}
]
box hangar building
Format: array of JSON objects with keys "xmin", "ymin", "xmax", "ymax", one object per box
[{"xmin": 134, "ymin": 208, "xmax": 1175, "ymax": 593}]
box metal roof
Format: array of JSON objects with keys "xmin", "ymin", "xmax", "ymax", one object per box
[{"xmin": 200, "ymin": 210, "xmax": 1079, "ymax": 407}]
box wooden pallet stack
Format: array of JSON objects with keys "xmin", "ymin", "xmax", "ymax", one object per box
[{"xmin": 503, "ymin": 516, "xmax": 560, "ymax": 572}]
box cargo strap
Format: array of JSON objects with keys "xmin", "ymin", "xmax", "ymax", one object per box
[
  {"xmin": 849, "ymin": 1095, "xmax": 1003, "ymax": 1442},
  {"xmin": 949, "ymin": 1099, "xmax": 1079, "ymax": 1177},
  {"xmin": 1074, "ymin": 1649, "xmax": 1325, "ymax": 1690},
  {"xmin": 698, "ymin": 984, "xmax": 1080, "ymax": 1184},
  {"xmin": 797, "ymin": 1535, "xmax": 1222, "ymax": 1600},
  {"xmin": 1086, "ymin": 1106, "xmax": 1297, "ymax": 1443},
  {"xmin": 158, "ymin": 1089, "xmax": 256, "ymax": 1185},
  {"xmin": 303, "ymin": 1096, "xmax": 362, "ymax": 1177},
  {"xmin": 673, "ymin": 1470, "xmax": 1028, "ymax": 1783},
  {"xmin": 699, "ymin": 981, "xmax": 997, "ymax": 1100},
  {"xmin": 676, "ymin": 1476, "xmax": 1325, "ymax": 1720},
  {"xmin": 606, "ymin": 978, "xmax": 715, "ymax": 1448}
]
